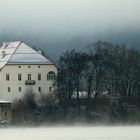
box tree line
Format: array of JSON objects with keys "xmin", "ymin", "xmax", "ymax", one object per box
[
  {"xmin": 12, "ymin": 41, "xmax": 140, "ymax": 125},
  {"xmin": 56, "ymin": 41, "xmax": 140, "ymax": 122}
]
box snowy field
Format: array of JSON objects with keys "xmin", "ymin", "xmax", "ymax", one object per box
[{"xmin": 0, "ymin": 126, "xmax": 140, "ymax": 140}]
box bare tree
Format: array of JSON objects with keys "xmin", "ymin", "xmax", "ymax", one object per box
[
  {"xmin": 85, "ymin": 42, "xmax": 113, "ymax": 113},
  {"xmin": 57, "ymin": 50, "xmax": 88, "ymax": 116}
]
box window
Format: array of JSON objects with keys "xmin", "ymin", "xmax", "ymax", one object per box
[
  {"xmin": 8, "ymin": 87, "xmax": 11, "ymax": 92},
  {"xmin": 19, "ymin": 87, "xmax": 22, "ymax": 92},
  {"xmin": 47, "ymin": 71, "xmax": 56, "ymax": 80},
  {"xmin": 49, "ymin": 87, "xmax": 52, "ymax": 92},
  {"xmin": 38, "ymin": 87, "xmax": 41, "ymax": 92},
  {"xmin": 5, "ymin": 112, "xmax": 7, "ymax": 117},
  {"xmin": 28, "ymin": 74, "xmax": 31, "ymax": 80},
  {"xmin": 18, "ymin": 74, "xmax": 22, "ymax": 81},
  {"xmin": 6, "ymin": 74, "xmax": 10, "ymax": 81},
  {"xmin": 38, "ymin": 74, "xmax": 41, "ymax": 80},
  {"xmin": 28, "ymin": 66, "xmax": 31, "ymax": 68}
]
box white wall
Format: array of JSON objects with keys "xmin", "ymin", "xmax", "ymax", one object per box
[{"xmin": 0, "ymin": 64, "xmax": 57, "ymax": 102}]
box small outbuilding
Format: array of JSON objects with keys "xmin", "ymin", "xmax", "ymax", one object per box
[{"xmin": 0, "ymin": 101, "xmax": 12, "ymax": 124}]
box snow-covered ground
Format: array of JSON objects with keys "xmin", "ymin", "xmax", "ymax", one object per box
[{"xmin": 0, "ymin": 126, "xmax": 140, "ymax": 140}]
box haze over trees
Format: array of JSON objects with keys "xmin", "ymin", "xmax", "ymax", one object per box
[
  {"xmin": 56, "ymin": 41, "xmax": 140, "ymax": 122},
  {"xmin": 12, "ymin": 41, "xmax": 140, "ymax": 125}
]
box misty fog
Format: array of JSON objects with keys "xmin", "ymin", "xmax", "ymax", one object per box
[
  {"xmin": 0, "ymin": 1, "xmax": 140, "ymax": 140},
  {"xmin": 0, "ymin": 0, "xmax": 140, "ymax": 61},
  {"xmin": 0, "ymin": 127, "xmax": 140, "ymax": 140}
]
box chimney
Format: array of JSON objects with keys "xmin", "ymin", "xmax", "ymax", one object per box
[
  {"xmin": 3, "ymin": 42, "xmax": 6, "ymax": 48},
  {"xmin": 3, "ymin": 42, "xmax": 8, "ymax": 48},
  {"xmin": 2, "ymin": 51, "xmax": 6, "ymax": 58},
  {"xmin": 37, "ymin": 50, "xmax": 42, "ymax": 54}
]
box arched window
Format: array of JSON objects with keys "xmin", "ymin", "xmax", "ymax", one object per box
[{"xmin": 47, "ymin": 71, "xmax": 56, "ymax": 80}]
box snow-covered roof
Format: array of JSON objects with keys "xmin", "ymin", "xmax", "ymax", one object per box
[
  {"xmin": 0, "ymin": 41, "xmax": 54, "ymax": 69},
  {"xmin": 0, "ymin": 100, "xmax": 11, "ymax": 104}
]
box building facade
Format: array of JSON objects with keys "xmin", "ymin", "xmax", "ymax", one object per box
[{"xmin": 0, "ymin": 41, "xmax": 57, "ymax": 102}]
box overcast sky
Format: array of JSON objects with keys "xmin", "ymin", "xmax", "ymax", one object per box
[{"xmin": 0, "ymin": 0, "xmax": 140, "ymax": 59}]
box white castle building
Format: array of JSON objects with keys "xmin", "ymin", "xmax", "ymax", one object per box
[{"xmin": 0, "ymin": 41, "xmax": 57, "ymax": 102}]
